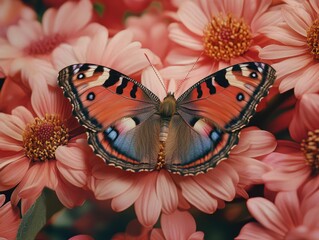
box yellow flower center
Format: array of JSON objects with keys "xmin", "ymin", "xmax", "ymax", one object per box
[
  {"xmin": 203, "ymin": 14, "xmax": 252, "ymax": 62},
  {"xmin": 301, "ymin": 129, "xmax": 319, "ymax": 175},
  {"xmin": 25, "ymin": 34, "xmax": 64, "ymax": 55},
  {"xmin": 23, "ymin": 114, "xmax": 69, "ymax": 162},
  {"xmin": 307, "ymin": 19, "xmax": 319, "ymax": 59}
]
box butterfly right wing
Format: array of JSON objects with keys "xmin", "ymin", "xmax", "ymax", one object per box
[{"xmin": 58, "ymin": 63, "xmax": 161, "ymax": 171}]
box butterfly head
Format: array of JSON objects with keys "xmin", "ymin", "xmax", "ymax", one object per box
[{"xmin": 159, "ymin": 93, "xmax": 177, "ymax": 118}]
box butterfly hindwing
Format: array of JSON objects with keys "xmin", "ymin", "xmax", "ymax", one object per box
[{"xmin": 177, "ymin": 62, "xmax": 276, "ymax": 132}]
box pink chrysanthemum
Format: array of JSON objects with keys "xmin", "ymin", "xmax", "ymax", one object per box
[
  {"xmin": 52, "ymin": 28, "xmax": 160, "ymax": 79},
  {"xmin": 0, "ymin": 194, "xmax": 21, "ymax": 239},
  {"xmin": 259, "ymin": 0, "xmax": 319, "ymax": 97},
  {"xmin": 0, "ymin": 80, "xmax": 91, "ymax": 214},
  {"xmin": 236, "ymin": 183, "xmax": 319, "ymax": 240},
  {"xmin": 113, "ymin": 210, "xmax": 204, "ymax": 240},
  {"xmin": 163, "ymin": 0, "xmax": 281, "ymax": 82},
  {"xmin": 0, "ymin": 0, "xmax": 101, "ymax": 87},
  {"xmin": 92, "ymin": 127, "xmax": 275, "ymax": 227},
  {"xmin": 263, "ymin": 92, "xmax": 319, "ymax": 191}
]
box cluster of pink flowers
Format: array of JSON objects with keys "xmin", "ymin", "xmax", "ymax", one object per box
[{"xmin": 0, "ymin": 0, "xmax": 318, "ymax": 239}]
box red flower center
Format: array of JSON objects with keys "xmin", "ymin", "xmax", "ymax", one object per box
[
  {"xmin": 22, "ymin": 114, "xmax": 69, "ymax": 162},
  {"xmin": 24, "ymin": 34, "xmax": 64, "ymax": 55},
  {"xmin": 307, "ymin": 19, "xmax": 319, "ymax": 59},
  {"xmin": 301, "ymin": 129, "xmax": 319, "ymax": 175},
  {"xmin": 203, "ymin": 14, "xmax": 252, "ymax": 62}
]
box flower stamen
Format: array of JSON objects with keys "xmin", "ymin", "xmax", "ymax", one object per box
[
  {"xmin": 23, "ymin": 114, "xmax": 69, "ymax": 162},
  {"xmin": 301, "ymin": 129, "xmax": 319, "ymax": 175},
  {"xmin": 203, "ymin": 14, "xmax": 252, "ymax": 62},
  {"xmin": 307, "ymin": 19, "xmax": 319, "ymax": 59},
  {"xmin": 25, "ymin": 34, "xmax": 64, "ymax": 55}
]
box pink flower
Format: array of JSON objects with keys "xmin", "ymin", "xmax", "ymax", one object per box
[
  {"xmin": 262, "ymin": 92, "xmax": 319, "ymax": 191},
  {"xmin": 236, "ymin": 185, "xmax": 319, "ymax": 240},
  {"xmin": 126, "ymin": 13, "xmax": 172, "ymax": 61},
  {"xmin": 0, "ymin": 0, "xmax": 100, "ymax": 87},
  {"xmin": 52, "ymin": 28, "xmax": 160, "ymax": 81},
  {"xmin": 92, "ymin": 127, "xmax": 275, "ymax": 227},
  {"xmin": 0, "ymin": 0, "xmax": 36, "ymax": 37},
  {"xmin": 163, "ymin": 0, "xmax": 281, "ymax": 82},
  {"xmin": 259, "ymin": 1, "xmax": 319, "ymax": 97},
  {"xmin": 0, "ymin": 80, "xmax": 90, "ymax": 214},
  {"xmin": 0, "ymin": 194, "xmax": 21, "ymax": 240},
  {"xmin": 113, "ymin": 210, "xmax": 204, "ymax": 240}
]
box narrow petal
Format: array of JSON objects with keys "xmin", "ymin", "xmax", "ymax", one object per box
[
  {"xmin": 282, "ymin": 6, "xmax": 311, "ymax": 37},
  {"xmin": 236, "ymin": 222, "xmax": 279, "ymax": 240},
  {"xmin": 194, "ymin": 163, "xmax": 238, "ymax": 201},
  {"xmin": 247, "ymin": 197, "xmax": 288, "ymax": 237},
  {"xmin": 111, "ymin": 178, "xmax": 144, "ymax": 212},
  {"xmin": 179, "ymin": 177, "xmax": 218, "ymax": 213},
  {"xmin": 259, "ymin": 44, "xmax": 308, "ymax": 59},
  {"xmin": 161, "ymin": 210, "xmax": 196, "ymax": 240},
  {"xmin": 295, "ymin": 66, "xmax": 319, "ymax": 97},
  {"xmin": 156, "ymin": 170, "xmax": 178, "ymax": 214},
  {"xmin": 275, "ymin": 192, "xmax": 301, "ymax": 228},
  {"xmin": 177, "ymin": 1, "xmax": 208, "ymax": 36},
  {"xmin": 169, "ymin": 23, "xmax": 203, "ymax": 51},
  {"xmin": 135, "ymin": 172, "xmax": 161, "ymax": 227}
]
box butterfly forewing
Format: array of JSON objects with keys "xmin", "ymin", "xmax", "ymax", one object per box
[{"xmin": 177, "ymin": 62, "xmax": 276, "ymax": 132}]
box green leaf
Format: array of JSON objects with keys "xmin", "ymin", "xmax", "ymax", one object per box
[
  {"xmin": 93, "ymin": 2, "xmax": 105, "ymax": 17},
  {"xmin": 17, "ymin": 192, "xmax": 47, "ymax": 240}
]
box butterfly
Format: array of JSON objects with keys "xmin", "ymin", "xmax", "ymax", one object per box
[{"xmin": 58, "ymin": 62, "xmax": 276, "ymax": 175}]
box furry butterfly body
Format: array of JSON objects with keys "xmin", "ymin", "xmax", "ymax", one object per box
[{"xmin": 58, "ymin": 62, "xmax": 276, "ymax": 175}]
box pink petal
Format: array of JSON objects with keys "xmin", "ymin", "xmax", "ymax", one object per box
[
  {"xmin": 290, "ymin": 93, "xmax": 319, "ymax": 142},
  {"xmin": 236, "ymin": 222, "xmax": 279, "ymax": 240},
  {"xmin": 262, "ymin": 25, "xmax": 306, "ymax": 46},
  {"xmin": 179, "ymin": 177, "xmax": 218, "ymax": 213},
  {"xmin": 150, "ymin": 229, "xmax": 165, "ymax": 240},
  {"xmin": 229, "ymin": 156, "xmax": 270, "ymax": 185},
  {"xmin": 161, "ymin": 210, "xmax": 196, "ymax": 240},
  {"xmin": 274, "ymin": 54, "xmax": 313, "ymax": 80},
  {"xmin": 247, "ymin": 197, "xmax": 288, "ymax": 236},
  {"xmin": 169, "ymin": 23, "xmax": 203, "ymax": 51},
  {"xmin": 55, "ymin": 146, "xmax": 87, "ymax": 170},
  {"xmin": 0, "ymin": 116, "xmax": 24, "ymax": 141},
  {"xmin": 177, "ymin": 1, "xmax": 208, "ymax": 36},
  {"xmin": 102, "ymin": 30, "xmax": 134, "ymax": 66},
  {"xmin": 295, "ymin": 66, "xmax": 319, "ymax": 97},
  {"xmin": 194, "ymin": 163, "xmax": 238, "ymax": 201},
  {"xmin": 282, "ymin": 6, "xmax": 312, "ymax": 37},
  {"xmin": 53, "ymin": 0, "xmax": 92, "ymax": 37},
  {"xmin": 69, "ymin": 235, "xmax": 94, "ymax": 240},
  {"xmin": 0, "ymin": 156, "xmax": 29, "ymax": 190},
  {"xmin": 231, "ymin": 127, "xmax": 276, "ymax": 157},
  {"xmin": 303, "ymin": 206, "xmax": 319, "ymax": 229},
  {"xmin": 156, "ymin": 170, "xmax": 178, "ymax": 214},
  {"xmin": 188, "ymin": 231, "xmax": 205, "ymax": 240},
  {"xmin": 135, "ymin": 172, "xmax": 161, "ymax": 227},
  {"xmin": 111, "ymin": 178, "xmax": 144, "ymax": 212},
  {"xmin": 275, "ymin": 192, "xmax": 301, "ymax": 228},
  {"xmin": 0, "ymin": 194, "xmax": 5, "ymax": 206},
  {"xmin": 94, "ymin": 171, "xmax": 134, "ymax": 200},
  {"xmin": 41, "ymin": 8, "xmax": 57, "ymax": 35},
  {"xmin": 11, "ymin": 106, "xmax": 34, "ymax": 127},
  {"xmin": 259, "ymin": 44, "xmax": 308, "ymax": 59},
  {"xmin": 55, "ymin": 179, "xmax": 86, "ymax": 208}
]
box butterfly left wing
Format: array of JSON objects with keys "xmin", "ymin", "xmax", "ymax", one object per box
[{"xmin": 58, "ymin": 63, "xmax": 162, "ymax": 172}]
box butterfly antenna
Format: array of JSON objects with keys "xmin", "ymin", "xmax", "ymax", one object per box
[
  {"xmin": 144, "ymin": 53, "xmax": 167, "ymax": 93},
  {"xmin": 175, "ymin": 51, "xmax": 204, "ymax": 93}
]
